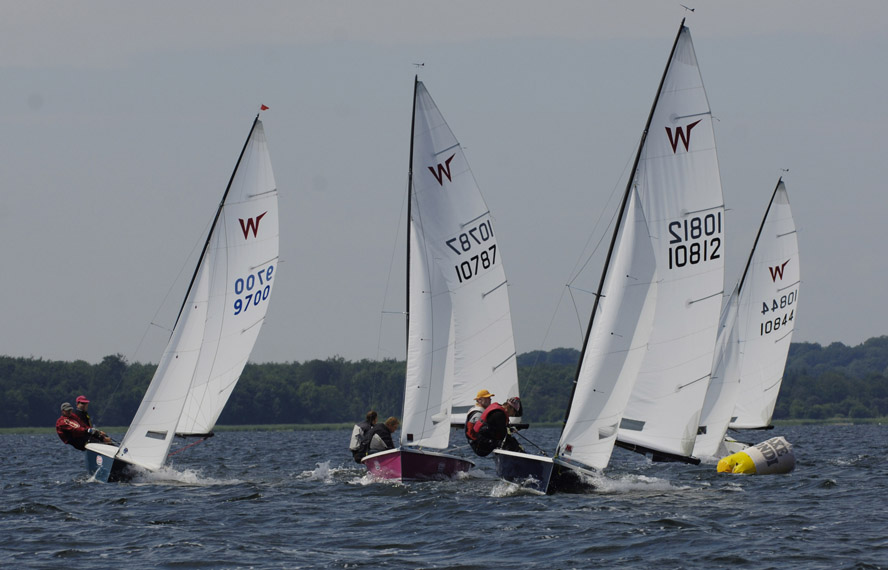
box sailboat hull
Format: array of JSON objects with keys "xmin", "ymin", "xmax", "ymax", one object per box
[
  {"xmin": 85, "ymin": 444, "xmax": 137, "ymax": 483},
  {"xmin": 362, "ymin": 447, "xmax": 474, "ymax": 481},
  {"xmin": 493, "ymin": 449, "xmax": 554, "ymax": 494},
  {"xmin": 494, "ymin": 450, "xmax": 595, "ymax": 494}
]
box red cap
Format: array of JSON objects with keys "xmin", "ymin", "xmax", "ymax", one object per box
[{"xmin": 76, "ymin": 395, "xmax": 90, "ymax": 404}]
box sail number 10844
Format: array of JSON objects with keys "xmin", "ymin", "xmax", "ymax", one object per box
[
  {"xmin": 759, "ymin": 289, "xmax": 798, "ymax": 336},
  {"xmin": 233, "ymin": 265, "xmax": 274, "ymax": 315},
  {"xmin": 667, "ymin": 212, "xmax": 722, "ymax": 269}
]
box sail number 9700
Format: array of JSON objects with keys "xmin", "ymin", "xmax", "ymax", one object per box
[
  {"xmin": 233, "ymin": 265, "xmax": 274, "ymax": 315},
  {"xmin": 667, "ymin": 213, "xmax": 722, "ymax": 269},
  {"xmin": 445, "ymin": 220, "xmax": 498, "ymax": 284}
]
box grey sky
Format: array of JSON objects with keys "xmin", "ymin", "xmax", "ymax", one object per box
[{"xmin": 2, "ymin": 1, "xmax": 885, "ymax": 365}]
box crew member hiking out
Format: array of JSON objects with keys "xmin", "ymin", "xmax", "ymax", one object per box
[
  {"xmin": 465, "ymin": 389, "xmax": 493, "ymax": 448},
  {"xmin": 469, "ymin": 397, "xmax": 523, "ymax": 457},
  {"xmin": 349, "ymin": 410, "xmax": 378, "ymax": 463}
]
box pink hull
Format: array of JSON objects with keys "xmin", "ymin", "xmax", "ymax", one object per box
[{"xmin": 362, "ymin": 447, "xmax": 474, "ymax": 481}]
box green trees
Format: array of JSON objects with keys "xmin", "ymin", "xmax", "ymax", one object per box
[{"xmin": 3, "ymin": 338, "xmax": 888, "ymax": 428}]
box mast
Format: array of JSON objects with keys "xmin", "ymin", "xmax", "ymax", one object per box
[
  {"xmin": 173, "ymin": 113, "xmax": 262, "ymax": 331},
  {"xmin": 737, "ymin": 177, "xmax": 784, "ymax": 292},
  {"xmin": 406, "ymin": 76, "xmax": 418, "ymax": 356},
  {"xmin": 560, "ymin": 19, "xmax": 687, "ymax": 431}
]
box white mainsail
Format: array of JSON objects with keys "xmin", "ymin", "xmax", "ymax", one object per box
[
  {"xmin": 555, "ymin": 187, "xmax": 658, "ymax": 471},
  {"xmin": 117, "ymin": 117, "xmax": 278, "ymax": 471},
  {"xmin": 616, "ymin": 22, "xmax": 726, "ymax": 461},
  {"xmin": 729, "ymin": 179, "xmax": 799, "ymax": 429},
  {"xmin": 401, "ymin": 79, "xmax": 519, "ymax": 449}
]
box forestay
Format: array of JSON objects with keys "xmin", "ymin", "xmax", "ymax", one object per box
[
  {"xmin": 617, "ymin": 24, "xmax": 726, "ymax": 460},
  {"xmin": 117, "ymin": 118, "xmax": 279, "ymax": 471},
  {"xmin": 401, "ymin": 80, "xmax": 519, "ymax": 449}
]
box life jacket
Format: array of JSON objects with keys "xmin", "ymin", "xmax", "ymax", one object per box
[
  {"xmin": 476, "ymin": 403, "xmax": 505, "ymax": 432},
  {"xmin": 464, "ymin": 407, "xmax": 484, "ymax": 441}
]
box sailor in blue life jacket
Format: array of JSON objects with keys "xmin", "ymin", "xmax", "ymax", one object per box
[{"xmin": 469, "ymin": 397, "xmax": 523, "ymax": 457}]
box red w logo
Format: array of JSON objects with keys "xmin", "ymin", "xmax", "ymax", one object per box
[
  {"xmin": 666, "ymin": 119, "xmax": 702, "ymax": 153},
  {"xmin": 428, "ymin": 154, "xmax": 456, "ymax": 186},
  {"xmin": 769, "ymin": 260, "xmax": 790, "ymax": 282},
  {"xmin": 239, "ymin": 211, "xmax": 267, "ymax": 239}
]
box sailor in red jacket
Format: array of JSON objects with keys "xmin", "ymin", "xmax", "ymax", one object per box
[
  {"xmin": 56, "ymin": 402, "xmax": 109, "ymax": 450},
  {"xmin": 469, "ymin": 397, "xmax": 523, "ymax": 457}
]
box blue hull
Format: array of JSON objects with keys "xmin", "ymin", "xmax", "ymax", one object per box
[
  {"xmin": 85, "ymin": 448, "xmax": 135, "ymax": 483},
  {"xmin": 494, "ymin": 450, "xmax": 595, "ymax": 494},
  {"xmin": 494, "ymin": 450, "xmax": 555, "ymax": 494}
]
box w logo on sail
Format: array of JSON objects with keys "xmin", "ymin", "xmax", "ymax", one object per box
[
  {"xmin": 239, "ymin": 211, "xmax": 267, "ymax": 239},
  {"xmin": 428, "ymin": 154, "xmax": 456, "ymax": 186},
  {"xmin": 769, "ymin": 260, "xmax": 790, "ymax": 282},
  {"xmin": 666, "ymin": 120, "xmax": 702, "ymax": 153}
]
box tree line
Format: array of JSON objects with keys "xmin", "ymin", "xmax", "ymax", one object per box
[{"xmin": 2, "ymin": 338, "xmax": 887, "ymax": 429}]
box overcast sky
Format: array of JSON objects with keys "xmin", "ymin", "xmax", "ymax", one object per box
[{"xmin": 2, "ymin": 1, "xmax": 885, "ymax": 365}]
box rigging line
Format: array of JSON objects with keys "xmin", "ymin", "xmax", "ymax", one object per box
[
  {"xmin": 128, "ymin": 214, "xmax": 214, "ymax": 364},
  {"xmin": 566, "ymin": 285, "xmax": 586, "ymax": 347},
  {"xmin": 566, "ymin": 144, "xmax": 638, "ymax": 286},
  {"xmin": 511, "ymin": 429, "xmax": 548, "ymax": 454},
  {"xmin": 375, "ymin": 176, "xmax": 409, "ymax": 362},
  {"xmin": 168, "ymin": 435, "xmax": 211, "ymax": 457}
]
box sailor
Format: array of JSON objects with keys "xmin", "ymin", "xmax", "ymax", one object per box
[
  {"xmin": 365, "ymin": 416, "xmax": 399, "ymax": 453},
  {"xmin": 55, "ymin": 402, "xmax": 108, "ymax": 451},
  {"xmin": 465, "ymin": 389, "xmax": 493, "ymax": 446},
  {"xmin": 349, "ymin": 410, "xmax": 378, "ymax": 463},
  {"xmin": 469, "ymin": 397, "xmax": 523, "ymax": 457},
  {"xmin": 74, "ymin": 395, "xmax": 93, "ymax": 427}
]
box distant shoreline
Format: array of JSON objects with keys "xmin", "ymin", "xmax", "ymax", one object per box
[{"xmin": 3, "ymin": 418, "xmax": 885, "ymax": 436}]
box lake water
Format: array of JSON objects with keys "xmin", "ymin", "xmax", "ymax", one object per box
[{"xmin": 1, "ymin": 424, "xmax": 885, "ymax": 569}]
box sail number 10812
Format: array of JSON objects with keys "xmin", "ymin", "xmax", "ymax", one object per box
[
  {"xmin": 233, "ymin": 265, "xmax": 274, "ymax": 315},
  {"xmin": 667, "ymin": 212, "xmax": 722, "ymax": 269}
]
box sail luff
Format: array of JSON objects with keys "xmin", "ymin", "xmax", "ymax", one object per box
[
  {"xmin": 738, "ymin": 177, "xmax": 783, "ymax": 291},
  {"xmin": 400, "ymin": 76, "xmax": 419, "ymax": 430},
  {"xmin": 173, "ymin": 114, "xmax": 261, "ymax": 334}
]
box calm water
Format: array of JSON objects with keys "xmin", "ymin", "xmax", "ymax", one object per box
[{"xmin": 1, "ymin": 424, "xmax": 885, "ymax": 569}]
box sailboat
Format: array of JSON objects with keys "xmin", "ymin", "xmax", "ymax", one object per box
[
  {"xmin": 495, "ymin": 19, "xmax": 724, "ymax": 493},
  {"xmin": 85, "ymin": 113, "xmax": 279, "ymax": 482},
  {"xmin": 362, "ymin": 77, "xmax": 520, "ymax": 481},
  {"xmin": 695, "ymin": 178, "xmax": 800, "ymax": 458}
]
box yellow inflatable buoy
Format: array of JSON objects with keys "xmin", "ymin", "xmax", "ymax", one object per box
[{"xmin": 716, "ymin": 436, "xmax": 795, "ymax": 475}]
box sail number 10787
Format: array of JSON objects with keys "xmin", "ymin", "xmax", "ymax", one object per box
[
  {"xmin": 445, "ymin": 220, "xmax": 498, "ymax": 284},
  {"xmin": 667, "ymin": 212, "xmax": 722, "ymax": 269}
]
